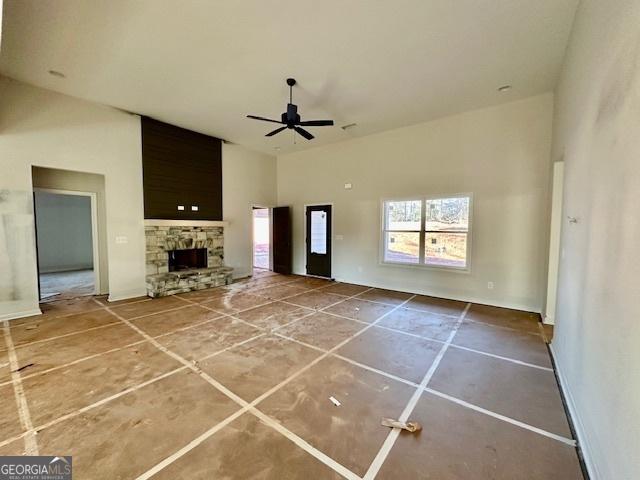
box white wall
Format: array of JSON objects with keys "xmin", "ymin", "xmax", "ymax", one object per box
[
  {"xmin": 0, "ymin": 76, "xmax": 146, "ymax": 319},
  {"xmin": 278, "ymin": 94, "xmax": 553, "ymax": 312},
  {"xmin": 34, "ymin": 192, "xmax": 93, "ymax": 273},
  {"xmin": 550, "ymin": 0, "xmax": 640, "ymax": 478},
  {"xmin": 222, "ymin": 143, "xmax": 277, "ymax": 279}
]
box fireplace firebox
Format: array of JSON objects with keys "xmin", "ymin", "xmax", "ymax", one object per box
[{"xmin": 168, "ymin": 248, "xmax": 207, "ymax": 272}]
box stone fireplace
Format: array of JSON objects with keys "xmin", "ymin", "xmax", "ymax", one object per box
[{"xmin": 144, "ymin": 220, "xmax": 233, "ymax": 297}]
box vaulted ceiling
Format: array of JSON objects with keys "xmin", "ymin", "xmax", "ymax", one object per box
[{"xmin": 0, "ymin": 0, "xmax": 578, "ymax": 154}]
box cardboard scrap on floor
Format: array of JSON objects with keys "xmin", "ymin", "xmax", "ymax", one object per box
[{"xmin": 381, "ymin": 417, "xmax": 422, "ymax": 433}]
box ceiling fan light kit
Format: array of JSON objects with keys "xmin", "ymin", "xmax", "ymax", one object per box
[{"xmin": 247, "ymin": 78, "xmax": 334, "ymax": 141}]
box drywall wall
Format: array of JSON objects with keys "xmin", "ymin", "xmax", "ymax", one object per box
[
  {"xmin": 278, "ymin": 94, "xmax": 553, "ymax": 312},
  {"xmin": 222, "ymin": 143, "xmax": 277, "ymax": 278},
  {"xmin": 0, "ymin": 76, "xmax": 146, "ymax": 319},
  {"xmin": 34, "ymin": 191, "xmax": 93, "ymax": 273},
  {"xmin": 32, "ymin": 167, "xmax": 109, "ymax": 293},
  {"xmin": 550, "ymin": 0, "xmax": 640, "ymax": 478}
]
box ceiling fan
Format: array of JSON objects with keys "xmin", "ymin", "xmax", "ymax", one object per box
[{"xmin": 247, "ymin": 78, "xmax": 334, "ymax": 140}]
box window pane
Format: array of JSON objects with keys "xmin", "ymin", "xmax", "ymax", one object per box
[
  {"xmin": 384, "ymin": 232, "xmax": 420, "ymax": 263},
  {"xmin": 386, "ymin": 200, "xmax": 421, "ymax": 230},
  {"xmin": 425, "ymin": 232, "xmax": 467, "ymax": 268},
  {"xmin": 425, "ymin": 197, "xmax": 469, "ymax": 232},
  {"xmin": 310, "ymin": 210, "xmax": 327, "ymax": 254}
]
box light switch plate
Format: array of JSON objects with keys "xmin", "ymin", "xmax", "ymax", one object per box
[
  {"xmin": 115, "ymin": 236, "xmax": 128, "ymax": 244},
  {"xmin": 344, "ymin": 183, "xmax": 352, "ymax": 189},
  {"xmin": 335, "ymin": 235, "xmax": 344, "ymax": 240}
]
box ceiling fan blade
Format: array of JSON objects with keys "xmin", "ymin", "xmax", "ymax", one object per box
[
  {"xmin": 247, "ymin": 115, "xmax": 283, "ymax": 124},
  {"xmin": 294, "ymin": 126, "xmax": 314, "ymax": 140},
  {"xmin": 298, "ymin": 120, "xmax": 334, "ymax": 127},
  {"xmin": 265, "ymin": 126, "xmax": 287, "ymax": 137}
]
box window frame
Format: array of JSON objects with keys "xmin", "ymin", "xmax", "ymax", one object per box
[{"xmin": 380, "ymin": 193, "xmax": 473, "ymax": 272}]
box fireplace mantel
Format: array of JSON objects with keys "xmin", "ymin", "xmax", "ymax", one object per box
[{"xmin": 144, "ymin": 219, "xmax": 228, "ymax": 227}]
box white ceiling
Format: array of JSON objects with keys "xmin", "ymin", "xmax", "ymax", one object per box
[{"xmin": 0, "ymin": 0, "xmax": 578, "ymax": 154}]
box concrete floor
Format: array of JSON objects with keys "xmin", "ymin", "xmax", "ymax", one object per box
[
  {"xmin": 0, "ymin": 270, "xmax": 582, "ymax": 479},
  {"xmin": 39, "ymin": 269, "xmax": 94, "ymax": 300}
]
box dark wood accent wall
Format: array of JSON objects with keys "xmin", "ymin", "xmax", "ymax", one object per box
[{"xmin": 142, "ymin": 117, "xmax": 222, "ymax": 220}]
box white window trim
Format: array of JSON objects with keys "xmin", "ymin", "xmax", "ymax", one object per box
[{"xmin": 379, "ymin": 193, "xmax": 473, "ymax": 273}]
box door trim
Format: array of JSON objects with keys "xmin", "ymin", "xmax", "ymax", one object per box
[
  {"xmin": 304, "ymin": 202, "xmax": 334, "ymax": 279},
  {"xmin": 33, "ymin": 188, "xmax": 101, "ymax": 295}
]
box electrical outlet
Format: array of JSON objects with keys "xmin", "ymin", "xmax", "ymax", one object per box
[{"xmin": 487, "ymin": 281, "xmax": 494, "ymax": 290}]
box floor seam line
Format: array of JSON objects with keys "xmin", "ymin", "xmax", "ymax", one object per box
[
  {"xmin": 0, "ymin": 366, "xmax": 189, "ymax": 450},
  {"xmin": 104, "ymin": 302, "xmax": 362, "ymax": 480},
  {"xmin": 2, "ymin": 320, "xmax": 39, "ymax": 455},
  {"xmin": 320, "ymin": 304, "xmax": 553, "ymax": 372},
  {"xmin": 9, "ymin": 321, "xmax": 123, "ymax": 351},
  {"xmin": 0, "ymin": 314, "xmax": 235, "ymax": 388},
  {"xmin": 181, "ymin": 284, "xmax": 374, "ymax": 338},
  {"xmin": 315, "ymin": 305, "xmax": 552, "ymax": 371},
  {"xmin": 133, "ymin": 286, "xmax": 409, "ymax": 480},
  {"xmin": 271, "ymin": 330, "xmax": 574, "ymax": 446},
  {"xmin": 0, "ymin": 328, "xmax": 273, "ymax": 450},
  {"xmin": 0, "ymin": 339, "xmax": 149, "ymax": 388},
  {"xmin": 362, "ymin": 302, "xmax": 471, "ymax": 479},
  {"xmin": 0, "ymin": 278, "xmax": 568, "ymax": 479},
  {"xmin": 423, "ymin": 387, "xmax": 577, "ymax": 446}
]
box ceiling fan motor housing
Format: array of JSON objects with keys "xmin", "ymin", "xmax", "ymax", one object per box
[{"xmin": 283, "ymin": 103, "xmax": 300, "ymax": 126}]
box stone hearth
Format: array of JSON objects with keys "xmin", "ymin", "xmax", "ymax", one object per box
[{"xmin": 145, "ymin": 222, "xmax": 232, "ymax": 297}]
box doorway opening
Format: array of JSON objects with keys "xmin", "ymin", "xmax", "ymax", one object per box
[
  {"xmin": 252, "ymin": 207, "xmax": 271, "ymax": 271},
  {"xmin": 33, "ymin": 189, "xmax": 99, "ymax": 301}
]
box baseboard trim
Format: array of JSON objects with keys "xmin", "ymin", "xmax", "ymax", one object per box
[
  {"xmin": 549, "ymin": 344, "xmax": 598, "ymax": 479},
  {"xmin": 108, "ymin": 288, "xmax": 148, "ymax": 303},
  {"xmin": 0, "ymin": 309, "xmax": 43, "ymax": 322}
]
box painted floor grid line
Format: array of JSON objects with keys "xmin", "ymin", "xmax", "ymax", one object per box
[
  {"xmin": 133, "ymin": 289, "xmax": 417, "ymax": 479},
  {"xmin": 363, "ymin": 302, "xmax": 471, "ymax": 479},
  {"xmin": 2, "ymin": 320, "xmax": 39, "ymax": 455},
  {"xmin": 0, "ymin": 274, "xmax": 582, "ymax": 479},
  {"xmin": 107, "ymin": 302, "xmax": 365, "ymax": 479},
  {"xmin": 272, "ymin": 330, "xmax": 575, "ymax": 447}
]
